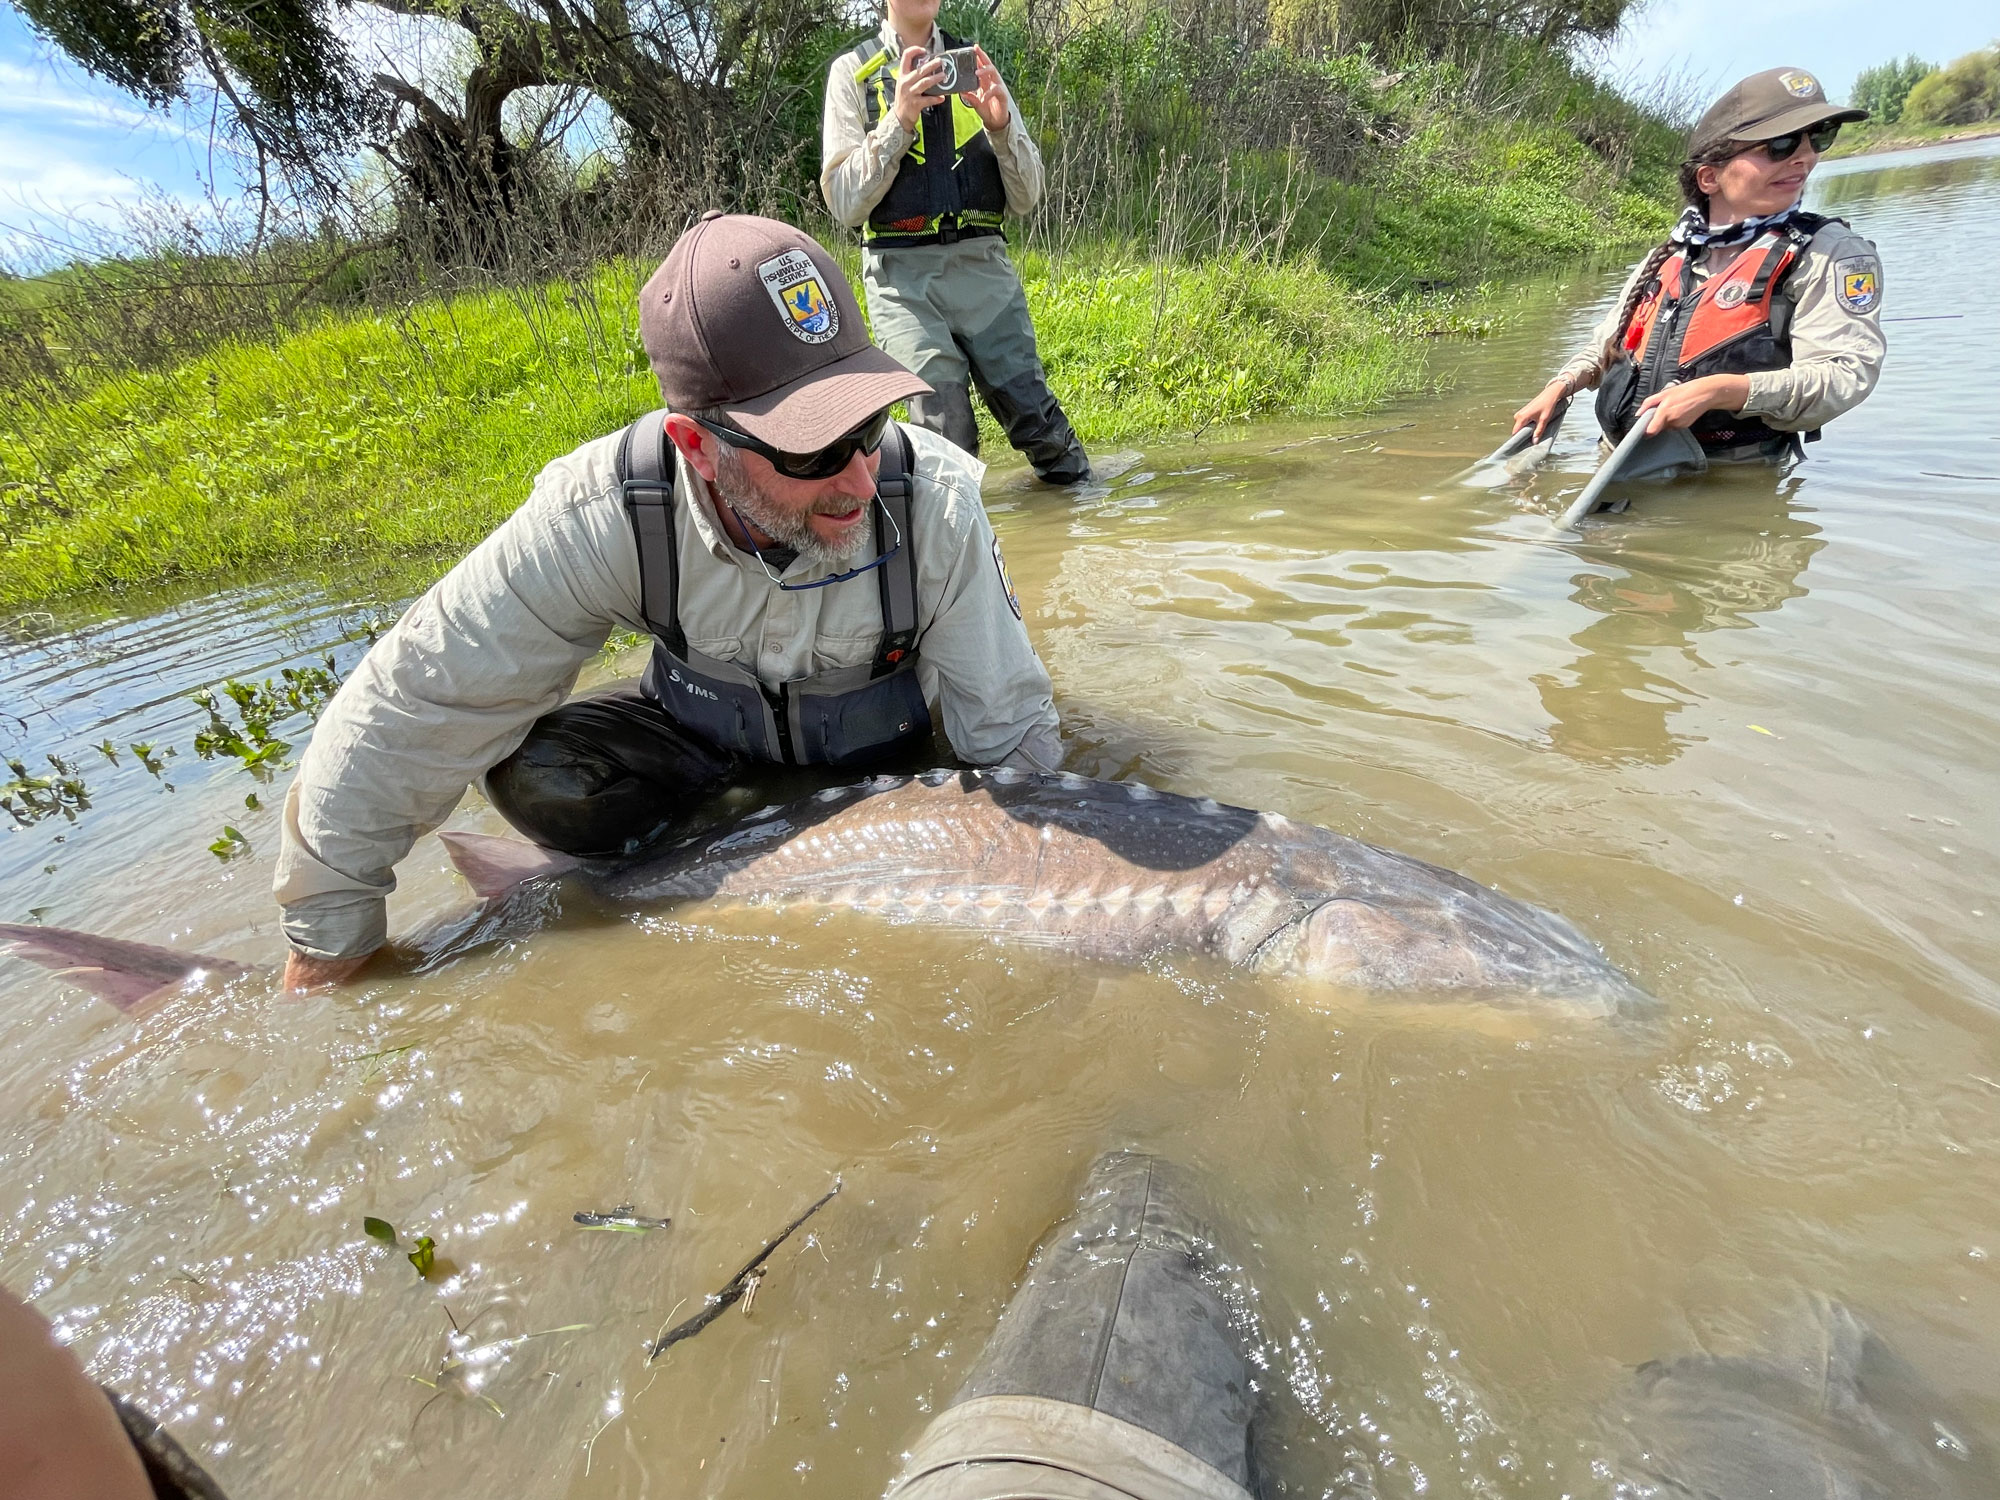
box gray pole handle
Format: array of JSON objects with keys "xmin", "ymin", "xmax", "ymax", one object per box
[{"xmin": 1555, "ymin": 419, "xmax": 1653, "ymax": 531}]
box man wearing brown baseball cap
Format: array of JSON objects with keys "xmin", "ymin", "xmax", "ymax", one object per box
[
  {"xmin": 273, "ymin": 213, "xmax": 1063, "ymax": 989},
  {"xmin": 1513, "ymin": 67, "xmax": 1886, "ymax": 482}
]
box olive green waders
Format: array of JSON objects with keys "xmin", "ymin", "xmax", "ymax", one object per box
[
  {"xmin": 863, "ymin": 237, "xmax": 1091, "ymax": 485},
  {"xmin": 885, "ymin": 1153, "xmax": 1255, "ymax": 1500}
]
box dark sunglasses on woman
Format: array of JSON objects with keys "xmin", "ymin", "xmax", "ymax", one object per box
[
  {"xmin": 694, "ymin": 407, "xmax": 893, "ymax": 480},
  {"xmin": 1758, "ymin": 122, "xmax": 1841, "ymax": 163}
]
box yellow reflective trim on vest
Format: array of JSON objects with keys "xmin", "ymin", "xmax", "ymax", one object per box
[{"xmin": 950, "ymin": 94, "xmax": 986, "ymax": 154}]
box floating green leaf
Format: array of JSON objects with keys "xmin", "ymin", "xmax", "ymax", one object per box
[
  {"xmin": 363, "ymin": 1216, "xmax": 397, "ymax": 1245},
  {"xmin": 408, "ymin": 1236, "xmax": 437, "ymax": 1278},
  {"xmin": 208, "ymin": 825, "xmax": 250, "ymax": 861},
  {"xmin": 244, "ymin": 792, "xmax": 261, "ymax": 810},
  {"xmin": 1, "ymin": 755, "xmax": 91, "ymax": 828}
]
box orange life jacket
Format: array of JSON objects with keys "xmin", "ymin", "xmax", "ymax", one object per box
[{"xmin": 1596, "ymin": 213, "xmax": 1831, "ymax": 450}]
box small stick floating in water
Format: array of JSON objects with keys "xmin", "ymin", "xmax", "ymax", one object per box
[
  {"xmin": 574, "ymin": 1204, "xmax": 672, "ymax": 1233},
  {"xmin": 649, "ymin": 1179, "xmax": 840, "ymax": 1360}
]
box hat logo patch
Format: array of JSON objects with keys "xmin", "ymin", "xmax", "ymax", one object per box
[
  {"xmin": 759, "ymin": 249, "xmax": 839, "ymax": 344},
  {"xmin": 1835, "ymin": 257, "xmax": 1879, "ymax": 314},
  {"xmin": 1778, "ymin": 70, "xmax": 1818, "ymax": 99}
]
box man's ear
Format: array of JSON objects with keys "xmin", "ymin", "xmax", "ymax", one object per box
[{"xmin": 663, "ymin": 412, "xmax": 720, "ymax": 482}]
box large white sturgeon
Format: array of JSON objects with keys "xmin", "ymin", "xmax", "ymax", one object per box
[
  {"xmin": 0, "ymin": 769, "xmax": 1648, "ymax": 1019},
  {"xmin": 443, "ymin": 767, "xmax": 1650, "ymax": 1019}
]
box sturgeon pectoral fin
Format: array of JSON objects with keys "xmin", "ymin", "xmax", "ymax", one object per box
[
  {"xmin": 0, "ymin": 923, "xmax": 253, "ymax": 1013},
  {"xmin": 437, "ymin": 831, "xmax": 582, "ymax": 900}
]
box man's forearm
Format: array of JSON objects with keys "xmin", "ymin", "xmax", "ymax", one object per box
[
  {"xmin": 283, "ymin": 948, "xmax": 372, "ymax": 992},
  {"xmin": 820, "ymin": 58, "xmax": 912, "ymax": 227},
  {"xmin": 989, "ymin": 109, "xmax": 1044, "ymax": 217}
]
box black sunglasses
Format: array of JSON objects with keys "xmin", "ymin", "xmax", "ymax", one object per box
[
  {"xmin": 1757, "ymin": 122, "xmax": 1841, "ymax": 162},
  {"xmin": 694, "ymin": 408, "xmax": 892, "ymax": 480}
]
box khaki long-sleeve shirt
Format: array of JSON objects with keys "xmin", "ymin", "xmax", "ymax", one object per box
[
  {"xmin": 1556, "ymin": 219, "xmax": 1886, "ymax": 432},
  {"xmin": 820, "ymin": 20, "xmax": 1044, "ymax": 230},
  {"xmin": 273, "ymin": 422, "xmax": 1062, "ymax": 959}
]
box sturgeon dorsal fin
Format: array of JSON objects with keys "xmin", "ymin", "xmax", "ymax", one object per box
[
  {"xmin": 0, "ymin": 923, "xmax": 255, "ymax": 1013},
  {"xmin": 436, "ymin": 831, "xmax": 581, "ymax": 900}
]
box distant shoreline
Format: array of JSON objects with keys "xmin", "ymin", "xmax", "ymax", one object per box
[{"xmin": 1831, "ymin": 123, "xmax": 2000, "ymax": 160}]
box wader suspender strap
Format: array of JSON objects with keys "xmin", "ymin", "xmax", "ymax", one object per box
[
  {"xmin": 618, "ymin": 410, "xmax": 688, "ymax": 656},
  {"xmin": 619, "ymin": 413, "xmax": 921, "ymax": 674},
  {"xmin": 1745, "ymin": 225, "xmax": 1810, "ymax": 304},
  {"xmin": 871, "ymin": 426, "xmax": 918, "ymax": 677}
]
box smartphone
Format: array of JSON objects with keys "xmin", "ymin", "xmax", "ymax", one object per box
[{"xmin": 930, "ymin": 46, "xmax": 983, "ymax": 95}]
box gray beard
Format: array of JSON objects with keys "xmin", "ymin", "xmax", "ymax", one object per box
[{"xmin": 711, "ymin": 445, "xmax": 869, "ymax": 568}]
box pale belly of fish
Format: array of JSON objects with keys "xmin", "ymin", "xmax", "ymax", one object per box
[{"xmin": 598, "ymin": 769, "xmax": 1650, "ymax": 1020}]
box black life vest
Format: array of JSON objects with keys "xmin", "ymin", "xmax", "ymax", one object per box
[
  {"xmin": 1597, "ymin": 212, "xmax": 1834, "ymax": 451},
  {"xmin": 618, "ymin": 413, "xmax": 933, "ymax": 767},
  {"xmin": 845, "ymin": 27, "xmax": 1009, "ymax": 250}
]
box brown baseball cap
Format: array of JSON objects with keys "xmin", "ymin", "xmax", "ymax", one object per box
[
  {"xmin": 639, "ymin": 212, "xmax": 931, "ymax": 451},
  {"xmin": 1687, "ymin": 67, "xmax": 1869, "ymax": 156}
]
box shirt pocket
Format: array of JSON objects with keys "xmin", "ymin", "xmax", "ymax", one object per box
[{"xmin": 811, "ymin": 632, "xmax": 882, "ymax": 674}]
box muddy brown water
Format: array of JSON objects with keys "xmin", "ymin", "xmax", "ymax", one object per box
[{"xmin": 2, "ymin": 138, "xmax": 1997, "ymax": 1498}]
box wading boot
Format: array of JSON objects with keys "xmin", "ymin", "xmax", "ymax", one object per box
[
  {"xmin": 977, "ymin": 369, "xmax": 1092, "ymax": 484},
  {"xmin": 886, "ymin": 1152, "xmax": 1255, "ymax": 1500}
]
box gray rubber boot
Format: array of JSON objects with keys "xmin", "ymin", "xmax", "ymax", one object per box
[
  {"xmin": 910, "ymin": 380, "xmax": 981, "ymax": 457},
  {"xmin": 957, "ymin": 1152, "xmax": 1253, "ymax": 1486},
  {"xmin": 976, "ymin": 368, "xmax": 1092, "ymax": 484}
]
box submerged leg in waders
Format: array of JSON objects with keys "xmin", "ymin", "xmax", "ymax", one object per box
[
  {"xmin": 865, "ymin": 238, "xmax": 1090, "ymax": 485},
  {"xmin": 886, "ymin": 1152, "xmax": 1256, "ymax": 1500}
]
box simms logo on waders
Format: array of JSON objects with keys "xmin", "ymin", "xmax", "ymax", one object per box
[
  {"xmin": 759, "ymin": 250, "xmax": 839, "ymax": 344},
  {"xmin": 669, "ymin": 668, "xmax": 720, "ymax": 701}
]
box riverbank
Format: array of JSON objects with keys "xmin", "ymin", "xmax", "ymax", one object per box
[
  {"xmin": 0, "ymin": 119, "xmax": 1673, "ymax": 608},
  {"xmin": 1827, "ymin": 121, "xmax": 2000, "ymax": 159}
]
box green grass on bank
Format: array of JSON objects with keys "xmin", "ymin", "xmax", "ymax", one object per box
[{"xmin": 0, "ymin": 113, "xmax": 1673, "ymax": 608}]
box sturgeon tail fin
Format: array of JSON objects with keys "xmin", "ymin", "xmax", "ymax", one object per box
[
  {"xmin": 0, "ymin": 923, "xmax": 255, "ymax": 1013},
  {"xmin": 437, "ymin": 831, "xmax": 582, "ymax": 901}
]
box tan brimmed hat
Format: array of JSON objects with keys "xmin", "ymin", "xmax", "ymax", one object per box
[
  {"xmin": 639, "ymin": 212, "xmax": 931, "ymax": 451},
  {"xmin": 1687, "ymin": 67, "xmax": 1869, "ymax": 157}
]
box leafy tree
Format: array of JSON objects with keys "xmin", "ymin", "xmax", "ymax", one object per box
[
  {"xmin": 1902, "ymin": 44, "xmax": 2000, "ymax": 129},
  {"xmin": 8, "ymin": 0, "xmax": 848, "ymax": 231},
  {"xmin": 1850, "ymin": 54, "xmax": 1935, "ymax": 125},
  {"xmin": 12, "ymin": 0, "xmax": 363, "ymax": 199}
]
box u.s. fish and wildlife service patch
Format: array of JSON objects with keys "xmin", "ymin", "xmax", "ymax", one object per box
[
  {"xmin": 992, "ymin": 537, "xmax": 1021, "ymax": 619},
  {"xmin": 1835, "ymin": 256, "xmax": 1880, "ymax": 315},
  {"xmin": 758, "ymin": 249, "xmax": 839, "ymax": 344}
]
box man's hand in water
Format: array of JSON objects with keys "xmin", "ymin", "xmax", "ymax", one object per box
[
  {"xmin": 1512, "ymin": 377, "xmax": 1572, "ymax": 439},
  {"xmin": 283, "ymin": 949, "xmax": 371, "ymax": 992},
  {"xmin": 1638, "ymin": 374, "xmax": 1751, "ymax": 433}
]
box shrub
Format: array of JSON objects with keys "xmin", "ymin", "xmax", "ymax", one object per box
[{"xmin": 1902, "ymin": 45, "xmax": 2000, "ymax": 128}]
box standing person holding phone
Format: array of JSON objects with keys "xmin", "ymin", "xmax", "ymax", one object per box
[
  {"xmin": 821, "ymin": 0, "xmax": 1091, "ymax": 484},
  {"xmin": 1513, "ymin": 68, "xmax": 1886, "ymax": 471}
]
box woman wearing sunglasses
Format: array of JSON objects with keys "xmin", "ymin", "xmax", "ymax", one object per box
[{"xmin": 1514, "ymin": 68, "xmax": 1884, "ymax": 473}]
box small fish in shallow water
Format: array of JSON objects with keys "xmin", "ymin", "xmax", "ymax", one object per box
[
  {"xmin": 573, "ymin": 1204, "xmax": 672, "ymax": 1232},
  {"xmin": 442, "ymin": 768, "xmax": 1651, "ymax": 1020}
]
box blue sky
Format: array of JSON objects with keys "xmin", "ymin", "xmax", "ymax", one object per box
[
  {"xmin": 1590, "ymin": 0, "xmax": 1996, "ymax": 121},
  {"xmin": 2, "ymin": 0, "xmax": 1995, "ymax": 262}
]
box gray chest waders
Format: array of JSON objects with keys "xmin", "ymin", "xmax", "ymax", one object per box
[{"xmin": 617, "ymin": 413, "xmax": 933, "ymax": 767}]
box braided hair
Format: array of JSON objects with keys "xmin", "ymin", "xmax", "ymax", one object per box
[{"xmin": 1598, "ymin": 138, "xmax": 1746, "ymax": 369}]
